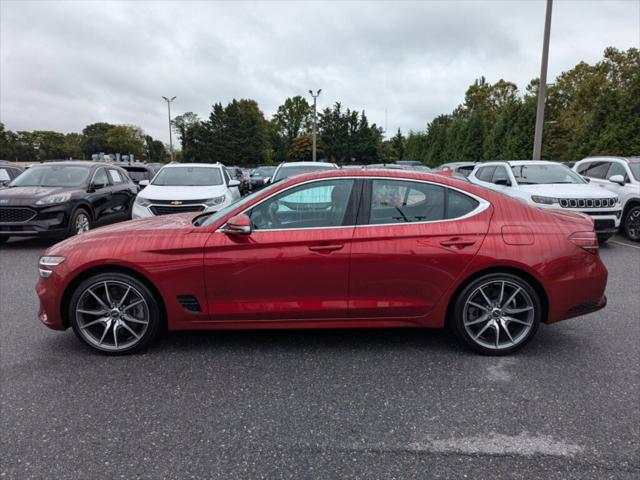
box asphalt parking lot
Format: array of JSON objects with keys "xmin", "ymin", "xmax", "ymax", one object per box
[{"xmin": 1, "ymin": 235, "xmax": 639, "ymax": 479}]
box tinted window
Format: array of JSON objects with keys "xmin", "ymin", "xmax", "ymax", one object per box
[
  {"xmin": 579, "ymin": 161, "xmax": 609, "ymax": 179},
  {"xmin": 108, "ymin": 169, "xmax": 124, "ymax": 184},
  {"xmin": 10, "ymin": 165, "xmax": 91, "ymax": 187},
  {"xmin": 476, "ymin": 166, "xmax": 496, "ymax": 182},
  {"xmin": 492, "ymin": 166, "xmax": 510, "ymax": 185},
  {"xmin": 606, "ymin": 162, "xmax": 628, "ymax": 181},
  {"xmin": 447, "ymin": 189, "xmax": 479, "ymax": 219},
  {"xmin": 92, "ymin": 168, "xmax": 110, "ymax": 187},
  {"xmin": 249, "ymin": 179, "xmax": 354, "ymax": 230},
  {"xmin": 152, "ymin": 167, "xmax": 223, "ymax": 186},
  {"xmin": 273, "ymin": 164, "xmax": 335, "ymax": 181},
  {"xmin": 458, "ymin": 165, "xmax": 474, "ymax": 177},
  {"xmin": 369, "ymin": 179, "xmax": 445, "ymax": 224},
  {"xmin": 124, "ymin": 167, "xmax": 152, "ymax": 182}
]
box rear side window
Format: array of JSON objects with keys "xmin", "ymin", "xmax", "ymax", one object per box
[
  {"xmin": 369, "ymin": 179, "xmax": 445, "ymax": 224},
  {"xmin": 446, "ymin": 189, "xmax": 479, "ymax": 219},
  {"xmin": 108, "ymin": 169, "xmax": 124, "ymax": 184},
  {"xmin": 476, "ymin": 166, "xmax": 496, "ymax": 182},
  {"xmin": 578, "ymin": 161, "xmax": 609, "ymax": 179}
]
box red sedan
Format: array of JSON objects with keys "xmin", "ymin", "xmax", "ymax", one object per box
[{"xmin": 35, "ymin": 169, "xmax": 607, "ymax": 355}]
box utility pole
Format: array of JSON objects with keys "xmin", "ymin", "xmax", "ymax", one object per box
[
  {"xmin": 532, "ymin": 0, "xmax": 553, "ymax": 160},
  {"xmin": 162, "ymin": 96, "xmax": 176, "ymax": 161},
  {"xmin": 308, "ymin": 89, "xmax": 321, "ymax": 161}
]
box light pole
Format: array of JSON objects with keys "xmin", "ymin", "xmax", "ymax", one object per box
[
  {"xmin": 532, "ymin": 0, "xmax": 553, "ymax": 160},
  {"xmin": 308, "ymin": 89, "xmax": 321, "ymax": 162},
  {"xmin": 162, "ymin": 96, "xmax": 176, "ymax": 161}
]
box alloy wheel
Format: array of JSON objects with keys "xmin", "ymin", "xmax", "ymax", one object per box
[
  {"xmin": 626, "ymin": 207, "xmax": 640, "ymax": 241},
  {"xmin": 75, "ymin": 280, "xmax": 149, "ymax": 352},
  {"xmin": 75, "ymin": 213, "xmax": 90, "ymax": 234},
  {"xmin": 463, "ymin": 280, "xmax": 535, "ymax": 351}
]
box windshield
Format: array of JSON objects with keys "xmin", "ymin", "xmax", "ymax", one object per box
[
  {"xmin": 152, "ymin": 166, "xmax": 223, "ymax": 186},
  {"xmin": 273, "ymin": 164, "xmax": 335, "ymax": 181},
  {"xmin": 629, "ymin": 162, "xmax": 640, "ymax": 181},
  {"xmin": 251, "ymin": 166, "xmax": 276, "ymax": 177},
  {"xmin": 197, "ymin": 180, "xmax": 284, "ymax": 227},
  {"xmin": 9, "ymin": 165, "xmax": 91, "ymax": 187},
  {"xmin": 510, "ymin": 164, "xmax": 586, "ymax": 185}
]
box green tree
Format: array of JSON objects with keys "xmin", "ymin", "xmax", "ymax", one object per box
[
  {"xmin": 81, "ymin": 122, "xmax": 113, "ymax": 156},
  {"xmin": 105, "ymin": 125, "xmax": 145, "ymax": 158}
]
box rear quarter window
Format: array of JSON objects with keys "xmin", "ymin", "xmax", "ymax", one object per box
[{"xmin": 446, "ymin": 189, "xmax": 479, "ymax": 219}]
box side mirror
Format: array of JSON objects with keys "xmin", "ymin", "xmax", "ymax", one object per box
[
  {"xmin": 582, "ymin": 176, "xmax": 591, "ymax": 183},
  {"xmin": 609, "ymin": 174, "xmax": 625, "ymax": 186},
  {"xmin": 90, "ymin": 182, "xmax": 107, "ymax": 191},
  {"xmin": 494, "ymin": 179, "xmax": 511, "ymax": 187},
  {"xmin": 229, "ymin": 179, "xmax": 241, "ymax": 188},
  {"xmin": 139, "ymin": 179, "xmax": 150, "ymax": 187},
  {"xmin": 222, "ymin": 214, "xmax": 252, "ymax": 235}
]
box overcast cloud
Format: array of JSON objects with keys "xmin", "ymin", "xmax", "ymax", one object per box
[{"xmin": 1, "ymin": 0, "xmax": 638, "ymax": 145}]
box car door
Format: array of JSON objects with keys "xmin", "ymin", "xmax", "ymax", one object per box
[
  {"xmin": 107, "ymin": 168, "xmax": 135, "ymax": 220},
  {"xmin": 87, "ymin": 167, "xmax": 113, "ymax": 225},
  {"xmin": 349, "ymin": 178, "xmax": 491, "ymax": 320},
  {"xmin": 203, "ymin": 178, "xmax": 360, "ymax": 322}
]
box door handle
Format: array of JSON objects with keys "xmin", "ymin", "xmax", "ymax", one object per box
[
  {"xmin": 440, "ymin": 238, "xmax": 476, "ymax": 248},
  {"xmin": 309, "ymin": 244, "xmax": 344, "ymax": 253}
]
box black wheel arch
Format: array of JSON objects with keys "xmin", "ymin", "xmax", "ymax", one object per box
[{"xmin": 60, "ymin": 264, "xmax": 167, "ymax": 330}]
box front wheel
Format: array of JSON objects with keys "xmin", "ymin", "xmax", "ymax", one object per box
[
  {"xmin": 451, "ymin": 273, "xmax": 541, "ymax": 355},
  {"xmin": 623, "ymin": 205, "xmax": 640, "ymax": 242},
  {"xmin": 69, "ymin": 272, "xmax": 162, "ymax": 354},
  {"xmin": 68, "ymin": 208, "xmax": 91, "ymax": 237}
]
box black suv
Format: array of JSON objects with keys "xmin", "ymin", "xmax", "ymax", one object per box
[
  {"xmin": 0, "ymin": 160, "xmax": 24, "ymax": 187},
  {"xmin": 0, "ymin": 161, "xmax": 137, "ymax": 244}
]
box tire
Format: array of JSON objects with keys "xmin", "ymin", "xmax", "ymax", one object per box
[
  {"xmin": 450, "ymin": 273, "xmax": 541, "ymax": 355},
  {"xmin": 68, "ymin": 208, "xmax": 91, "ymax": 237},
  {"xmin": 623, "ymin": 205, "xmax": 640, "ymax": 242},
  {"xmin": 69, "ymin": 272, "xmax": 162, "ymax": 355}
]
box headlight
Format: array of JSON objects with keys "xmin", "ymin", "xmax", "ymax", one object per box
[
  {"xmin": 35, "ymin": 193, "xmax": 72, "ymax": 205},
  {"xmin": 135, "ymin": 196, "xmax": 151, "ymax": 207},
  {"xmin": 38, "ymin": 256, "xmax": 65, "ymax": 278},
  {"xmin": 204, "ymin": 195, "xmax": 226, "ymax": 206},
  {"xmin": 531, "ymin": 195, "xmax": 559, "ymax": 205}
]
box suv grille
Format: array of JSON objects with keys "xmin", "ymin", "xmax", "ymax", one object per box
[
  {"xmin": 150, "ymin": 205, "xmax": 205, "ymax": 216},
  {"xmin": 0, "ymin": 207, "xmax": 37, "ymax": 223},
  {"xmin": 559, "ymin": 198, "xmax": 616, "ymax": 208},
  {"xmin": 148, "ymin": 199, "xmax": 207, "ymax": 205}
]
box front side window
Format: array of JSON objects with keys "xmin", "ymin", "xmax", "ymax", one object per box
[
  {"xmin": 152, "ymin": 167, "xmax": 223, "ymax": 186},
  {"xmin": 369, "ymin": 179, "xmax": 445, "ymax": 224},
  {"xmin": 476, "ymin": 166, "xmax": 496, "ymax": 182},
  {"xmin": 249, "ymin": 179, "xmax": 355, "ymax": 230},
  {"xmin": 492, "ymin": 166, "xmax": 511, "ymax": 185},
  {"xmin": 9, "ymin": 165, "xmax": 91, "ymax": 187},
  {"xmin": 606, "ymin": 162, "xmax": 628, "ymax": 181},
  {"xmin": 92, "ymin": 168, "xmax": 110, "ymax": 188}
]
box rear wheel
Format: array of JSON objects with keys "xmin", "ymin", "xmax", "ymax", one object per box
[
  {"xmin": 624, "ymin": 205, "xmax": 640, "ymax": 242},
  {"xmin": 69, "ymin": 272, "xmax": 162, "ymax": 354},
  {"xmin": 451, "ymin": 273, "xmax": 541, "ymax": 355}
]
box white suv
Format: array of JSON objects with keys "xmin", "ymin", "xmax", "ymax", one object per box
[
  {"xmin": 468, "ymin": 160, "xmax": 621, "ymax": 242},
  {"xmin": 132, "ymin": 163, "xmax": 241, "ymax": 219},
  {"xmin": 573, "ymin": 157, "xmax": 640, "ymax": 242}
]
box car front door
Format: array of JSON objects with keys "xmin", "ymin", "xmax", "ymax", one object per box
[
  {"xmin": 349, "ymin": 178, "xmax": 492, "ymax": 322},
  {"xmin": 87, "ymin": 167, "xmax": 112, "ymax": 225},
  {"xmin": 203, "ymin": 178, "xmax": 360, "ymax": 322}
]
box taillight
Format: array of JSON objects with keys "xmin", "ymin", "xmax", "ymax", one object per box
[{"xmin": 568, "ymin": 231, "xmax": 599, "ymax": 254}]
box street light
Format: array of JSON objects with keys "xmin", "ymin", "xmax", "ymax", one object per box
[
  {"xmin": 308, "ymin": 89, "xmax": 322, "ymax": 162},
  {"xmin": 162, "ymin": 96, "xmax": 177, "ymax": 161},
  {"xmin": 532, "ymin": 0, "xmax": 553, "ymax": 160}
]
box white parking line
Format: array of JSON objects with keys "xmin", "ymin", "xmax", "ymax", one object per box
[{"xmin": 609, "ymin": 240, "xmax": 640, "ymax": 250}]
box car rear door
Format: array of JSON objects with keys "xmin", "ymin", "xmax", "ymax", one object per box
[
  {"xmin": 348, "ymin": 178, "xmax": 492, "ymax": 320},
  {"xmin": 107, "ymin": 168, "xmax": 135, "ymax": 220},
  {"xmin": 203, "ymin": 178, "xmax": 361, "ymax": 322}
]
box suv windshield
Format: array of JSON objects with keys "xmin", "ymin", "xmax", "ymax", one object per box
[
  {"xmin": 273, "ymin": 165, "xmax": 334, "ymax": 182},
  {"xmin": 9, "ymin": 165, "xmax": 91, "ymax": 187},
  {"xmin": 510, "ymin": 164, "xmax": 586, "ymax": 185},
  {"xmin": 152, "ymin": 167, "xmax": 223, "ymax": 186}
]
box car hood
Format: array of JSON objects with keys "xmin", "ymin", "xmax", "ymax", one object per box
[
  {"xmin": 517, "ymin": 184, "xmax": 616, "ymax": 199},
  {"xmin": 49, "ymin": 213, "xmax": 199, "ymax": 253},
  {"xmin": 138, "ymin": 184, "xmax": 227, "ymax": 201},
  {"xmin": 0, "ymin": 186, "xmax": 82, "ymax": 205}
]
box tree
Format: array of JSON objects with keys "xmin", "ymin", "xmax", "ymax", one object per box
[
  {"xmin": 105, "ymin": 125, "xmax": 145, "ymax": 158},
  {"xmin": 288, "ymin": 134, "xmax": 322, "ymax": 161},
  {"xmin": 273, "ymin": 96, "xmax": 311, "ymax": 144},
  {"xmin": 82, "ymin": 122, "xmax": 113, "ymax": 156}
]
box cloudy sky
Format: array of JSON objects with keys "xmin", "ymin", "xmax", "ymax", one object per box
[{"xmin": 1, "ymin": 0, "xmax": 638, "ymax": 145}]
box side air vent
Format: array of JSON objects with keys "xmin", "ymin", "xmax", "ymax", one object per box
[{"xmin": 177, "ymin": 295, "xmax": 202, "ymax": 313}]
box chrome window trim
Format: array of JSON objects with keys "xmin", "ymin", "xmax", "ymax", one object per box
[{"xmin": 216, "ymin": 176, "xmax": 491, "ymax": 233}]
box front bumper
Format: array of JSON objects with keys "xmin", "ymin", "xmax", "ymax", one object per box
[
  {"xmin": 132, "ymin": 197, "xmax": 234, "ymax": 219},
  {"xmin": 0, "ymin": 204, "xmax": 71, "ymax": 238}
]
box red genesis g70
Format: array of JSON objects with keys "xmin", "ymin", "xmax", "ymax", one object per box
[{"xmin": 35, "ymin": 169, "xmax": 607, "ymax": 355}]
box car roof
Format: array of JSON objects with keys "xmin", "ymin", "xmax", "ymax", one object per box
[
  {"xmin": 278, "ymin": 161, "xmax": 337, "ymax": 168},
  {"xmin": 161, "ymin": 162, "xmax": 223, "ymax": 168},
  {"xmin": 27, "ymin": 161, "xmax": 110, "ymax": 168},
  {"xmin": 580, "ymin": 156, "xmax": 639, "ymax": 163},
  {"xmin": 479, "ymin": 160, "xmax": 559, "ymax": 166}
]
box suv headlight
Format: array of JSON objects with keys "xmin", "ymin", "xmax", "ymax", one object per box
[
  {"xmin": 135, "ymin": 196, "xmax": 151, "ymax": 207},
  {"xmin": 204, "ymin": 195, "xmax": 226, "ymax": 206},
  {"xmin": 35, "ymin": 193, "xmax": 72, "ymax": 205},
  {"xmin": 531, "ymin": 195, "xmax": 559, "ymax": 205}
]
